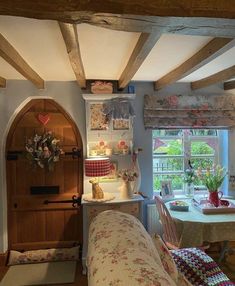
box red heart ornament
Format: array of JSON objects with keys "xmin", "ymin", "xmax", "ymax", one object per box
[{"xmin": 37, "ymin": 113, "xmax": 50, "ymax": 126}]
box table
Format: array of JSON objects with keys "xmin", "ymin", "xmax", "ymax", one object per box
[
  {"xmin": 166, "ymin": 199, "xmax": 235, "ymax": 248},
  {"xmin": 81, "ymin": 192, "xmax": 144, "ymax": 274}
]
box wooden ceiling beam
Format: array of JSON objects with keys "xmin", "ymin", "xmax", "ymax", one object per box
[
  {"xmin": 58, "ymin": 22, "xmax": 86, "ymax": 88},
  {"xmin": 0, "ymin": 33, "xmax": 44, "ymax": 89},
  {"xmin": 0, "ymin": 5, "xmax": 235, "ymax": 38},
  {"xmin": 155, "ymin": 38, "xmax": 235, "ymax": 90},
  {"xmin": 86, "ymin": 16, "xmax": 235, "ymax": 39},
  {"xmin": 0, "ymin": 76, "xmax": 6, "ymax": 88},
  {"xmin": 118, "ymin": 32, "xmax": 161, "ymax": 89},
  {"xmin": 73, "ymin": 16, "xmax": 235, "ymax": 38},
  {"xmin": 0, "ymin": 2, "xmax": 235, "ymax": 37},
  {"xmin": 0, "ymin": 1, "xmax": 235, "ymax": 19},
  {"xmin": 224, "ymin": 80, "xmax": 235, "ymax": 90},
  {"xmin": 191, "ymin": 65, "xmax": 235, "ymax": 90}
]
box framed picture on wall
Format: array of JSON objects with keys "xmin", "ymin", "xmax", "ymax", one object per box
[
  {"xmin": 113, "ymin": 119, "xmax": 130, "ymax": 130},
  {"xmin": 161, "ymin": 180, "xmax": 174, "ymax": 199},
  {"xmin": 89, "ymin": 103, "xmax": 109, "ymax": 130}
]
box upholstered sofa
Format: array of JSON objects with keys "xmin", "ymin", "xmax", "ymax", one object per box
[{"xmin": 87, "ymin": 210, "xmax": 234, "ymax": 286}]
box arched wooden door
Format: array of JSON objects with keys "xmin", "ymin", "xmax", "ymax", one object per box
[{"xmin": 6, "ymin": 99, "xmax": 83, "ymax": 251}]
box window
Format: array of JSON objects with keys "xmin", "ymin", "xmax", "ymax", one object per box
[{"xmin": 153, "ymin": 129, "xmax": 219, "ymax": 192}]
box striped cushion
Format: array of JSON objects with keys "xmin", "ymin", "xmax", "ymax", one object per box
[{"xmin": 171, "ymin": 248, "xmax": 234, "ymax": 286}]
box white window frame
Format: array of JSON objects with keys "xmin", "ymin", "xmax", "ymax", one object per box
[{"xmin": 153, "ymin": 129, "xmax": 219, "ymax": 194}]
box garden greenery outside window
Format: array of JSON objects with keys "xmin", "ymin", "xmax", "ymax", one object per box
[{"xmin": 152, "ymin": 129, "xmax": 219, "ymax": 194}]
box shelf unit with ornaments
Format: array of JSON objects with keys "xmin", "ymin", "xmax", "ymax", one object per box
[{"xmin": 82, "ymin": 93, "xmax": 135, "ymax": 159}]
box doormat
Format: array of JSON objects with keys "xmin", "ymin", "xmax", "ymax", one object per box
[{"xmin": 0, "ymin": 261, "xmax": 77, "ymax": 285}]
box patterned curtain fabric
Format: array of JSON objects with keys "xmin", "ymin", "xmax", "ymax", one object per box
[{"xmin": 144, "ymin": 94, "xmax": 235, "ymax": 129}]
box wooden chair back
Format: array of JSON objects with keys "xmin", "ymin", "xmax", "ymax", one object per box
[{"xmin": 155, "ymin": 196, "xmax": 179, "ymax": 249}]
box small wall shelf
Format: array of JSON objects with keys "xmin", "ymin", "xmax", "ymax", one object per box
[
  {"xmin": 82, "ymin": 93, "xmax": 135, "ymax": 101},
  {"xmin": 83, "ymin": 93, "xmax": 135, "ymax": 161}
]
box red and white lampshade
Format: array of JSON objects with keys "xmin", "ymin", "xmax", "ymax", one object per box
[{"xmin": 85, "ymin": 157, "xmax": 111, "ymax": 177}]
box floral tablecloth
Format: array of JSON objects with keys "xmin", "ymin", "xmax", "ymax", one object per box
[{"xmin": 167, "ymin": 199, "xmax": 235, "ymax": 247}]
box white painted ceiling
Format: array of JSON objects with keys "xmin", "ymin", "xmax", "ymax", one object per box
[{"xmin": 0, "ymin": 15, "xmax": 234, "ymax": 83}]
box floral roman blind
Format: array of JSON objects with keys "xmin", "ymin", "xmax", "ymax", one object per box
[{"xmin": 144, "ymin": 94, "xmax": 235, "ymax": 129}]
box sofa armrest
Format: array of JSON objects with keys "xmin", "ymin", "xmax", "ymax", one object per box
[{"xmin": 87, "ymin": 210, "xmax": 178, "ymax": 286}]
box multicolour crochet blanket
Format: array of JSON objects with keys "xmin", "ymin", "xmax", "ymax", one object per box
[{"xmin": 171, "ymin": 248, "xmax": 235, "ymax": 286}]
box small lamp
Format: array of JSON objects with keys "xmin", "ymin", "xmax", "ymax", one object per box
[{"xmin": 85, "ymin": 157, "xmax": 111, "ymax": 199}]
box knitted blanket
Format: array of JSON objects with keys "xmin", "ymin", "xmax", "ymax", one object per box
[{"xmin": 171, "ymin": 248, "xmax": 235, "ymax": 286}]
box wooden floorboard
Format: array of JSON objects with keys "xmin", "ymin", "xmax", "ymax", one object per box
[
  {"xmin": 49, "ymin": 262, "xmax": 88, "ymax": 286},
  {"xmin": 207, "ymin": 242, "xmax": 235, "ymax": 282}
]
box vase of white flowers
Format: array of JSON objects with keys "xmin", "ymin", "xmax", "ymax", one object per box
[
  {"xmin": 118, "ymin": 169, "xmax": 138, "ymax": 199},
  {"xmin": 184, "ymin": 182, "xmax": 194, "ymax": 198},
  {"xmin": 120, "ymin": 180, "xmax": 133, "ymax": 199},
  {"xmin": 184, "ymin": 161, "xmax": 196, "ymax": 197}
]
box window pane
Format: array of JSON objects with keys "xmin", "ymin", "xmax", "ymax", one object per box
[
  {"xmin": 153, "ymin": 139, "xmax": 183, "ymax": 155},
  {"xmin": 153, "ymin": 157, "xmax": 183, "ymax": 172},
  {"xmin": 190, "ymin": 129, "xmax": 217, "ymax": 136},
  {"xmin": 152, "ymin": 128, "xmax": 219, "ymax": 194},
  {"xmin": 191, "ymin": 141, "xmax": 215, "ymax": 155},
  {"xmin": 153, "ymin": 174, "xmax": 183, "ymax": 191},
  {"xmin": 190, "ymin": 158, "xmax": 214, "ymax": 170},
  {"xmin": 153, "ymin": 129, "xmax": 181, "ymax": 137}
]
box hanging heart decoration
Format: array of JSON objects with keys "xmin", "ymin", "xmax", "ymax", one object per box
[{"xmin": 37, "ymin": 113, "xmax": 50, "ymax": 126}]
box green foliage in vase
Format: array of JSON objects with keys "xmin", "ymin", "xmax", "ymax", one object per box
[{"xmin": 197, "ymin": 165, "xmax": 227, "ymax": 192}]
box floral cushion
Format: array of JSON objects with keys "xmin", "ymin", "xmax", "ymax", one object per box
[
  {"xmin": 152, "ymin": 234, "xmax": 192, "ymax": 286},
  {"xmin": 8, "ymin": 246, "xmax": 79, "ymax": 265},
  {"xmin": 87, "ymin": 210, "xmax": 177, "ymax": 286}
]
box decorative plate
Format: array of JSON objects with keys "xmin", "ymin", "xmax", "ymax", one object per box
[
  {"xmin": 170, "ymin": 201, "xmax": 189, "ymax": 211},
  {"xmin": 83, "ymin": 193, "xmax": 115, "ymax": 203}
]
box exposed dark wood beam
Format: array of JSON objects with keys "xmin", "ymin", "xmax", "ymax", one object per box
[
  {"xmin": 58, "ymin": 22, "xmax": 86, "ymax": 88},
  {"xmin": 0, "ymin": 1, "xmax": 235, "ymax": 19},
  {"xmin": 0, "ymin": 4, "xmax": 235, "ymax": 38},
  {"xmin": 191, "ymin": 65, "xmax": 235, "ymax": 90},
  {"xmin": 118, "ymin": 32, "xmax": 161, "ymax": 89},
  {"xmin": 0, "ymin": 76, "xmax": 6, "ymax": 88},
  {"xmin": 82, "ymin": 16, "xmax": 235, "ymax": 39},
  {"xmin": 0, "ymin": 33, "xmax": 44, "ymax": 89},
  {"xmin": 0, "ymin": 1, "xmax": 235, "ymax": 37},
  {"xmin": 155, "ymin": 38, "xmax": 235, "ymax": 90},
  {"xmin": 76, "ymin": 16, "xmax": 235, "ymax": 38},
  {"xmin": 224, "ymin": 80, "xmax": 235, "ymax": 90}
]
